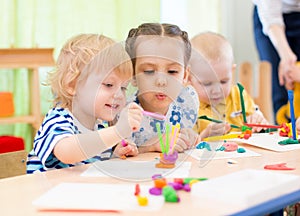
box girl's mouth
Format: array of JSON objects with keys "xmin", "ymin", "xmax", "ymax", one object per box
[{"xmin": 155, "ymin": 93, "xmax": 167, "ymax": 100}]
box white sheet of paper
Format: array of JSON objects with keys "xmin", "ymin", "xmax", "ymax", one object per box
[
  {"xmin": 33, "ymin": 183, "xmax": 164, "ymax": 211},
  {"xmin": 81, "ymin": 160, "xmax": 191, "ymax": 180},
  {"xmin": 191, "ymin": 169, "xmax": 300, "ymax": 214},
  {"xmin": 231, "ymin": 132, "xmax": 300, "ymax": 152},
  {"xmin": 185, "ymin": 147, "xmax": 261, "ymax": 161}
]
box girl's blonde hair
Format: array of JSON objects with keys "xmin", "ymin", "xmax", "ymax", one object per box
[{"xmin": 48, "ymin": 34, "xmax": 132, "ymax": 109}]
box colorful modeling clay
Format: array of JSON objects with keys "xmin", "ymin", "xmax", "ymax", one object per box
[
  {"xmin": 195, "ymin": 142, "xmax": 211, "ymax": 151},
  {"xmin": 264, "ymin": 163, "xmax": 295, "ymax": 170},
  {"xmin": 222, "ymin": 141, "xmax": 238, "ymax": 152},
  {"xmin": 162, "ymin": 186, "xmax": 180, "ymax": 203},
  {"xmin": 155, "ymin": 123, "xmax": 180, "ymax": 168},
  {"xmin": 155, "ymin": 151, "xmax": 178, "ymax": 169},
  {"xmin": 149, "ymin": 187, "xmax": 162, "ymax": 196},
  {"xmin": 137, "ymin": 195, "xmax": 148, "ymax": 206},
  {"xmin": 278, "ymin": 138, "xmax": 300, "ymax": 145},
  {"xmin": 134, "ymin": 183, "xmax": 140, "ymax": 196}
]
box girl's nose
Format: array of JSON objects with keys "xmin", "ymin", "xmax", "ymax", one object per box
[{"xmin": 155, "ymin": 75, "xmax": 167, "ymax": 87}]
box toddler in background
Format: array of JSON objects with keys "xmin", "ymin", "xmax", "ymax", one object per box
[
  {"xmin": 125, "ymin": 23, "xmax": 200, "ymax": 153},
  {"xmin": 189, "ymin": 32, "xmax": 269, "ymax": 139},
  {"xmin": 27, "ymin": 34, "xmax": 143, "ymax": 173}
]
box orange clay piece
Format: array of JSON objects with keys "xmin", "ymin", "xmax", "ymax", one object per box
[
  {"xmin": 154, "ymin": 178, "xmax": 167, "ymax": 188},
  {"xmin": 155, "ymin": 163, "xmax": 175, "ymax": 169}
]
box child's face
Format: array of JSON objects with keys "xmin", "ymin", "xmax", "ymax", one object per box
[
  {"xmin": 94, "ymin": 70, "xmax": 128, "ymax": 121},
  {"xmin": 134, "ymin": 37, "xmax": 188, "ymax": 114},
  {"xmin": 74, "ymin": 70, "xmax": 128, "ymax": 123},
  {"xmin": 190, "ymin": 60, "xmax": 233, "ymax": 106}
]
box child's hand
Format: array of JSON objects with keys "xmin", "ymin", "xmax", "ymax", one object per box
[
  {"xmin": 175, "ymin": 128, "xmax": 200, "ymax": 152},
  {"xmin": 200, "ymin": 122, "xmax": 230, "ymax": 139},
  {"xmin": 113, "ymin": 140, "xmax": 139, "ymax": 158},
  {"xmin": 246, "ymin": 112, "xmax": 269, "ymax": 132},
  {"xmin": 115, "ymin": 102, "xmax": 143, "ymax": 139}
]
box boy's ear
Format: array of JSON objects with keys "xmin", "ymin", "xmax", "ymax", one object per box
[
  {"xmin": 66, "ymin": 86, "xmax": 76, "ymax": 96},
  {"xmin": 66, "ymin": 79, "xmax": 77, "ymax": 96},
  {"xmin": 231, "ymin": 64, "xmax": 237, "ymax": 84},
  {"xmin": 131, "ymin": 76, "xmax": 137, "ymax": 87},
  {"xmin": 232, "ymin": 63, "xmax": 237, "ymax": 73}
]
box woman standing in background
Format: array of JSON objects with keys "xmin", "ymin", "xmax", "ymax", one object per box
[{"xmin": 252, "ymin": 0, "xmax": 300, "ymax": 122}]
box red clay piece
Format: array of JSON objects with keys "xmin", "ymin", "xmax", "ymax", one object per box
[{"xmin": 264, "ymin": 163, "xmax": 295, "ymax": 170}]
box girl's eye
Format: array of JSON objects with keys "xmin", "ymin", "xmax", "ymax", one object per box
[
  {"xmin": 121, "ymin": 86, "xmax": 127, "ymax": 91},
  {"xmin": 221, "ymin": 80, "xmax": 229, "ymax": 84},
  {"xmin": 168, "ymin": 70, "xmax": 178, "ymax": 74},
  {"xmin": 144, "ymin": 70, "xmax": 155, "ymax": 74}
]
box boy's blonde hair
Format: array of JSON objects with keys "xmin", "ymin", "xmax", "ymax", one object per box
[
  {"xmin": 48, "ymin": 34, "xmax": 132, "ymax": 109},
  {"xmin": 191, "ymin": 32, "xmax": 234, "ymax": 65}
]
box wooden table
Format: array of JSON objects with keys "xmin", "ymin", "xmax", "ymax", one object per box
[{"xmin": 1, "ymin": 143, "xmax": 300, "ymax": 216}]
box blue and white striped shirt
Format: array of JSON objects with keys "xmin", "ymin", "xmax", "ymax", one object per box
[{"xmin": 26, "ymin": 107, "xmax": 111, "ymax": 174}]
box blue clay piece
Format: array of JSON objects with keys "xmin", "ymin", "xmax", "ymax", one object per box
[
  {"xmin": 216, "ymin": 146, "xmax": 225, "ymax": 151},
  {"xmin": 237, "ymin": 148, "xmax": 246, "ymax": 153}
]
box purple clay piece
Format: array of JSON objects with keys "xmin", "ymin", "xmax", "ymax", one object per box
[
  {"xmin": 168, "ymin": 182, "xmax": 183, "ymax": 190},
  {"xmin": 152, "ymin": 174, "xmax": 163, "ymax": 180},
  {"xmin": 183, "ymin": 184, "xmax": 191, "ymax": 192},
  {"xmin": 149, "ymin": 187, "xmax": 162, "ymax": 195},
  {"xmin": 161, "ymin": 151, "xmax": 178, "ymax": 164}
]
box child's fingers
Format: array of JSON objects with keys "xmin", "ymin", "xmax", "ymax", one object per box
[
  {"xmin": 174, "ymin": 142, "xmax": 185, "ymax": 153},
  {"xmin": 125, "ymin": 145, "xmax": 139, "ymax": 156},
  {"xmin": 180, "ymin": 128, "xmax": 199, "ymax": 147},
  {"xmin": 208, "ymin": 123, "xmax": 227, "ymax": 136},
  {"xmin": 120, "ymin": 145, "xmax": 138, "ymax": 156},
  {"xmin": 128, "ymin": 102, "xmax": 143, "ymax": 111},
  {"xmin": 174, "ymin": 135, "xmax": 188, "ymax": 152}
]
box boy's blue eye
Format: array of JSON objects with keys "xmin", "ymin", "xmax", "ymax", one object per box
[
  {"xmin": 202, "ymin": 82, "xmax": 211, "ymax": 87},
  {"xmin": 103, "ymin": 83, "xmax": 113, "ymax": 87}
]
